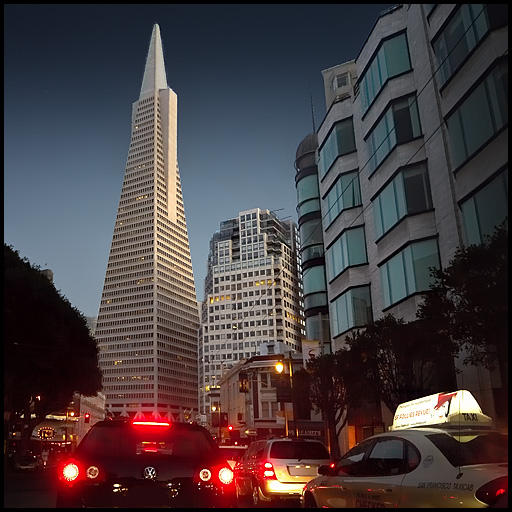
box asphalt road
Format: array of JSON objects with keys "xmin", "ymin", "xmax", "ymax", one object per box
[
  {"xmin": 3, "ymin": 464, "xmax": 57, "ymax": 508},
  {"xmin": 2, "ymin": 461, "xmax": 300, "ymax": 508}
]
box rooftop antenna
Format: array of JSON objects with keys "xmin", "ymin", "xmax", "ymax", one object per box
[{"xmin": 310, "ymin": 92, "xmax": 316, "ymax": 133}]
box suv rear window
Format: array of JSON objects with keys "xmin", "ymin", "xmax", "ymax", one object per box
[
  {"xmin": 269, "ymin": 441, "xmax": 329, "ymax": 460},
  {"xmin": 426, "ymin": 432, "xmax": 508, "ymax": 466},
  {"xmin": 78, "ymin": 424, "xmax": 217, "ymax": 458}
]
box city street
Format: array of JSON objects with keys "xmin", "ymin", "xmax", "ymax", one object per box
[
  {"xmin": 2, "ymin": 461, "xmax": 299, "ymax": 508},
  {"xmin": 3, "ymin": 463, "xmax": 57, "ymax": 508}
]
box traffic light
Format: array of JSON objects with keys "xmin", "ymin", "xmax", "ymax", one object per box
[
  {"xmin": 84, "ymin": 413, "xmax": 90, "ymax": 424},
  {"xmin": 227, "ymin": 425, "xmax": 233, "ymax": 432}
]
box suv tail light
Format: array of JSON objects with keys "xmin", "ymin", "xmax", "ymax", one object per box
[
  {"xmin": 262, "ymin": 461, "xmax": 276, "ymax": 480},
  {"xmin": 475, "ymin": 477, "xmax": 508, "ymax": 506}
]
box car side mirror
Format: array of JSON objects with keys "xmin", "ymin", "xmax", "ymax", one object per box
[{"xmin": 318, "ymin": 464, "xmax": 335, "ymax": 476}]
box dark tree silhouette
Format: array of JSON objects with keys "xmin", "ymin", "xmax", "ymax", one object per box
[
  {"xmin": 345, "ymin": 315, "xmax": 457, "ymax": 415},
  {"xmin": 4, "ymin": 244, "xmax": 102, "ymax": 452}
]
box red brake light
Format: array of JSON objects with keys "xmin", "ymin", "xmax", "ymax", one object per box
[
  {"xmin": 218, "ymin": 466, "xmax": 234, "ymax": 485},
  {"xmin": 475, "ymin": 477, "xmax": 508, "ymax": 506},
  {"xmin": 58, "ymin": 459, "xmax": 83, "ymax": 484},
  {"xmin": 330, "ymin": 462, "xmax": 335, "ymax": 468},
  {"xmin": 132, "ymin": 421, "xmax": 170, "ymax": 427}
]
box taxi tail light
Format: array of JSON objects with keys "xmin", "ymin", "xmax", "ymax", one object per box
[
  {"xmin": 475, "ymin": 477, "xmax": 508, "ymax": 506},
  {"xmin": 262, "ymin": 461, "xmax": 277, "ymax": 480}
]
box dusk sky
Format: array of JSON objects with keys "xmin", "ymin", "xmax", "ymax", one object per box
[{"xmin": 5, "ymin": 4, "xmax": 389, "ymax": 318}]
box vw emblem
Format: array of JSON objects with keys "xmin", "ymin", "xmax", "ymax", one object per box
[{"xmin": 143, "ymin": 466, "xmax": 157, "ymax": 480}]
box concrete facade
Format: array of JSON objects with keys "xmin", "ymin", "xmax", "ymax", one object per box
[
  {"xmin": 312, "ymin": 4, "xmax": 507, "ymax": 434},
  {"xmin": 198, "ymin": 208, "xmax": 305, "ymax": 420}
]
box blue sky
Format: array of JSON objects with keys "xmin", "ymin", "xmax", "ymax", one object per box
[{"xmin": 4, "ymin": 4, "xmax": 388, "ymax": 318}]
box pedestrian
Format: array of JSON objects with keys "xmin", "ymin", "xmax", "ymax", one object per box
[{"xmin": 41, "ymin": 447, "xmax": 49, "ymax": 469}]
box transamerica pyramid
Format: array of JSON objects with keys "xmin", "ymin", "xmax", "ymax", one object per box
[{"xmin": 95, "ymin": 24, "xmax": 199, "ymax": 422}]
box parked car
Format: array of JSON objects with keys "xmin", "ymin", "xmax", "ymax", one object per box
[
  {"xmin": 302, "ymin": 390, "xmax": 508, "ymax": 508},
  {"xmin": 56, "ymin": 417, "xmax": 236, "ymax": 508},
  {"xmin": 235, "ymin": 437, "xmax": 331, "ymax": 506},
  {"xmin": 218, "ymin": 445, "xmax": 248, "ymax": 469},
  {"xmin": 14, "ymin": 452, "xmax": 41, "ymax": 472}
]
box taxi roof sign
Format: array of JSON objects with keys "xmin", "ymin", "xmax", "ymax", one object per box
[{"xmin": 390, "ymin": 390, "xmax": 494, "ymax": 431}]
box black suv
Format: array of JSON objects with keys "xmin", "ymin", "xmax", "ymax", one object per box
[{"xmin": 56, "ymin": 418, "xmax": 236, "ymax": 508}]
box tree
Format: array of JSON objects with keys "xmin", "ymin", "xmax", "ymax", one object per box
[
  {"xmin": 417, "ymin": 224, "xmax": 508, "ymax": 421},
  {"xmin": 301, "ymin": 351, "xmax": 362, "ymax": 460},
  {"xmin": 417, "ymin": 224, "xmax": 508, "ymax": 374},
  {"xmin": 4, "ymin": 244, "xmax": 102, "ymax": 452},
  {"xmin": 345, "ymin": 315, "xmax": 457, "ymax": 415}
]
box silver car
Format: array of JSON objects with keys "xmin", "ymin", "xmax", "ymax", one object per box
[{"xmin": 235, "ymin": 437, "xmax": 331, "ymax": 506}]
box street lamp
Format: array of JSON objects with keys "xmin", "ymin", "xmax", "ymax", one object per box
[{"xmin": 274, "ymin": 357, "xmax": 298, "ymax": 438}]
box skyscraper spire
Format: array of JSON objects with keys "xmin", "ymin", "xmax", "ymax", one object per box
[
  {"xmin": 96, "ymin": 25, "xmax": 199, "ymax": 422},
  {"xmin": 140, "ymin": 23, "xmax": 168, "ymax": 97}
]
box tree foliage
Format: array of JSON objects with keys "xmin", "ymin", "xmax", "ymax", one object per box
[
  {"xmin": 345, "ymin": 315, "xmax": 457, "ymax": 414},
  {"xmin": 4, "ymin": 244, "xmax": 102, "ymax": 445},
  {"xmin": 301, "ymin": 351, "xmax": 364, "ymax": 459},
  {"xmin": 417, "ymin": 224, "xmax": 508, "ymax": 373}
]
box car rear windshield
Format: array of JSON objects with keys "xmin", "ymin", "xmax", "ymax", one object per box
[
  {"xmin": 78, "ymin": 424, "xmax": 217, "ymax": 458},
  {"xmin": 269, "ymin": 441, "xmax": 329, "ymax": 460},
  {"xmin": 426, "ymin": 432, "xmax": 508, "ymax": 466}
]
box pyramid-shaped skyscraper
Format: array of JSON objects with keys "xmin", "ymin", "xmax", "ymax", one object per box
[{"xmin": 95, "ymin": 25, "xmax": 199, "ymax": 421}]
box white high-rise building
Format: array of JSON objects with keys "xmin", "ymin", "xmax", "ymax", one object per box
[
  {"xmin": 198, "ymin": 208, "xmax": 305, "ymax": 417},
  {"xmin": 95, "ymin": 24, "xmax": 199, "ymax": 421}
]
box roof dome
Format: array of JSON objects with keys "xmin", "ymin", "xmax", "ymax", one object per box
[{"xmin": 295, "ymin": 133, "xmax": 318, "ymax": 161}]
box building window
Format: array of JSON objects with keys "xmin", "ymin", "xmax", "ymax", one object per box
[
  {"xmin": 380, "ymin": 238, "xmax": 440, "ymax": 308},
  {"xmin": 460, "ymin": 169, "xmax": 508, "ymax": 246},
  {"xmin": 318, "ymin": 118, "xmax": 356, "ymax": 179},
  {"xmin": 446, "ymin": 61, "xmax": 508, "ymax": 170},
  {"xmin": 367, "ymin": 95, "xmax": 422, "ymax": 175},
  {"xmin": 333, "ymin": 72, "xmax": 349, "ymax": 90},
  {"xmin": 359, "ymin": 32, "xmax": 412, "ymax": 113},
  {"xmin": 433, "ymin": 4, "xmax": 506, "ymax": 88},
  {"xmin": 373, "ymin": 163, "xmax": 432, "ymax": 238},
  {"xmin": 297, "ymin": 174, "xmax": 321, "ymax": 218},
  {"xmin": 330, "ymin": 286, "xmax": 372, "ymax": 337},
  {"xmin": 299, "ymin": 218, "xmax": 324, "ymax": 250},
  {"xmin": 322, "ymin": 171, "xmax": 362, "ymax": 227},
  {"xmin": 325, "ymin": 226, "xmax": 368, "ymax": 281},
  {"xmin": 303, "ymin": 265, "xmax": 326, "ymax": 296}
]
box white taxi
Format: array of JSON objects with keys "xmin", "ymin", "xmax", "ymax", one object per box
[{"xmin": 301, "ymin": 390, "xmax": 508, "ymax": 508}]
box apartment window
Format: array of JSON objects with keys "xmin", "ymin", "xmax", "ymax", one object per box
[
  {"xmin": 380, "ymin": 238, "xmax": 440, "ymax": 308},
  {"xmin": 322, "ymin": 171, "xmax": 362, "ymax": 227},
  {"xmin": 359, "ymin": 32, "xmax": 412, "ymax": 113},
  {"xmin": 297, "ymin": 174, "xmax": 321, "ymax": 218},
  {"xmin": 433, "ymin": 5, "xmax": 506, "ymax": 88},
  {"xmin": 300, "ymin": 218, "xmax": 324, "ymax": 249},
  {"xmin": 367, "ymin": 95, "xmax": 422, "ymax": 175},
  {"xmin": 325, "ymin": 226, "xmax": 368, "ymax": 281},
  {"xmin": 461, "ymin": 169, "xmax": 508, "ymax": 246},
  {"xmin": 303, "ymin": 265, "xmax": 326, "ymax": 296},
  {"xmin": 330, "ymin": 286, "xmax": 373, "ymax": 337},
  {"xmin": 446, "ymin": 61, "xmax": 508, "ymax": 170},
  {"xmin": 333, "ymin": 72, "xmax": 349, "ymax": 90},
  {"xmin": 373, "ymin": 163, "xmax": 433, "ymax": 238},
  {"xmin": 318, "ymin": 118, "xmax": 356, "ymax": 179}
]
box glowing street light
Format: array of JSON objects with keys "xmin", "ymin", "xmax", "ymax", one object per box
[{"xmin": 275, "ymin": 361, "xmax": 284, "ymax": 374}]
